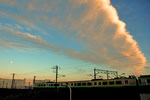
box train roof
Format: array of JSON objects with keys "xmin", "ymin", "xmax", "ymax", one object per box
[
  {"xmin": 140, "ymin": 75, "xmax": 150, "ymax": 78},
  {"xmin": 56, "ymin": 78, "xmax": 136, "ymax": 83}
]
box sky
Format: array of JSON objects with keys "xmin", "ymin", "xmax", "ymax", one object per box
[{"xmin": 0, "ymin": 0, "xmax": 150, "ymax": 81}]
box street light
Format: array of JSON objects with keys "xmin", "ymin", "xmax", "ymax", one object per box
[
  {"xmin": 67, "ymin": 85, "xmax": 72, "ymax": 100},
  {"xmin": 62, "ymin": 83, "xmax": 72, "ymax": 100}
]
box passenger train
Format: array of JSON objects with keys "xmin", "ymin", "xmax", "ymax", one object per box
[{"xmin": 33, "ymin": 75, "xmax": 150, "ymax": 89}]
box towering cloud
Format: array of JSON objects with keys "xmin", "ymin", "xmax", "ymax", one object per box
[
  {"xmin": 40, "ymin": 0, "xmax": 146, "ymax": 74},
  {"xmin": 0, "ymin": 0, "xmax": 147, "ymax": 74}
]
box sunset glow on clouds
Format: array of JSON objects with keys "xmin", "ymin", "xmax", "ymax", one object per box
[{"xmin": 0, "ymin": 0, "xmax": 150, "ymax": 80}]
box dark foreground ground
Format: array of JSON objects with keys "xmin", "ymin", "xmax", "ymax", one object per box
[{"xmin": 0, "ymin": 86, "xmax": 150, "ymax": 100}]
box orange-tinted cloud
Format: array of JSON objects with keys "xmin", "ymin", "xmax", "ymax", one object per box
[
  {"xmin": 0, "ymin": 0, "xmax": 147, "ymax": 74},
  {"xmin": 42, "ymin": 0, "xmax": 146, "ymax": 74}
]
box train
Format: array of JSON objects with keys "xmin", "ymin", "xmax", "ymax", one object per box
[{"xmin": 33, "ymin": 75, "xmax": 150, "ymax": 89}]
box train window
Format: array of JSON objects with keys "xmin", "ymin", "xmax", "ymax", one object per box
[
  {"xmin": 102, "ymin": 82, "xmax": 107, "ymax": 85},
  {"xmin": 94, "ymin": 82, "xmax": 97, "ymax": 85},
  {"xmin": 147, "ymin": 79, "xmax": 150, "ymax": 83},
  {"xmin": 51, "ymin": 84, "xmax": 54, "ymax": 86},
  {"xmin": 125, "ymin": 80, "xmax": 128, "ymax": 84},
  {"xmin": 71, "ymin": 83, "xmax": 73, "ymax": 86},
  {"xmin": 87, "ymin": 82, "xmax": 92, "ymax": 86},
  {"xmin": 74, "ymin": 83, "xmax": 77, "ymax": 86},
  {"xmin": 139, "ymin": 79, "xmax": 141, "ymax": 84},
  {"xmin": 116, "ymin": 81, "xmax": 122, "ymax": 84},
  {"xmin": 98, "ymin": 82, "xmax": 101, "ymax": 85},
  {"xmin": 82, "ymin": 83, "xmax": 86, "ymax": 86},
  {"xmin": 54, "ymin": 84, "xmax": 59, "ymax": 86},
  {"xmin": 109, "ymin": 81, "xmax": 114, "ymax": 85},
  {"xmin": 77, "ymin": 83, "xmax": 81, "ymax": 86},
  {"xmin": 54, "ymin": 84, "xmax": 57, "ymax": 86}
]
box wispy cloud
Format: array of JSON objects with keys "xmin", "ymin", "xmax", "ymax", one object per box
[
  {"xmin": 0, "ymin": 26, "xmax": 73, "ymax": 55},
  {"xmin": 0, "ymin": 11, "xmax": 48, "ymax": 35},
  {"xmin": 28, "ymin": 0, "xmax": 59, "ymax": 12},
  {"xmin": 15, "ymin": 24, "xmax": 24, "ymax": 30},
  {"xmin": 0, "ymin": 0, "xmax": 17, "ymax": 6},
  {"xmin": 0, "ymin": 41, "xmax": 25, "ymax": 49}
]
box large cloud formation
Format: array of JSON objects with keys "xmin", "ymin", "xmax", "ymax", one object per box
[{"xmin": 0, "ymin": 0, "xmax": 147, "ymax": 74}]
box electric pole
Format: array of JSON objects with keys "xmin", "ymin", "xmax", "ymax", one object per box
[
  {"xmin": 116, "ymin": 71, "xmax": 118, "ymax": 78},
  {"xmin": 56, "ymin": 65, "xmax": 58, "ymax": 86},
  {"xmin": 2, "ymin": 81, "xmax": 5, "ymax": 88},
  {"xmin": 55, "ymin": 65, "xmax": 58, "ymax": 88},
  {"xmin": 11, "ymin": 73, "xmax": 15, "ymax": 89},
  {"xmin": 24, "ymin": 78, "xmax": 26, "ymax": 88},
  {"xmin": 6, "ymin": 83, "xmax": 8, "ymax": 88},
  {"xmin": 106, "ymin": 70, "xmax": 109, "ymax": 79},
  {"xmin": 52, "ymin": 65, "xmax": 59, "ymax": 89},
  {"xmin": 94, "ymin": 68, "xmax": 97, "ymax": 80},
  {"xmin": 29, "ymin": 81, "xmax": 30, "ymax": 88},
  {"xmin": 33, "ymin": 76, "xmax": 36, "ymax": 84}
]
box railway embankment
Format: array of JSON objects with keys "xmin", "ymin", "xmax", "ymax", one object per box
[{"xmin": 0, "ymin": 86, "xmax": 150, "ymax": 100}]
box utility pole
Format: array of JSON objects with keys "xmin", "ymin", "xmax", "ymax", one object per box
[
  {"xmin": 11, "ymin": 73, "xmax": 15, "ymax": 89},
  {"xmin": 24, "ymin": 78, "xmax": 26, "ymax": 88},
  {"xmin": 2, "ymin": 81, "xmax": 5, "ymax": 88},
  {"xmin": 32, "ymin": 76, "xmax": 36, "ymax": 89},
  {"xmin": 6, "ymin": 83, "xmax": 8, "ymax": 88},
  {"xmin": 116, "ymin": 71, "xmax": 118, "ymax": 78},
  {"xmin": 94, "ymin": 68, "xmax": 97, "ymax": 80},
  {"xmin": 106, "ymin": 70, "xmax": 109, "ymax": 79},
  {"xmin": 56, "ymin": 65, "xmax": 58, "ymax": 87},
  {"xmin": 33, "ymin": 76, "xmax": 36, "ymax": 84},
  {"xmin": 52, "ymin": 65, "xmax": 59, "ymax": 89},
  {"xmin": 29, "ymin": 81, "xmax": 30, "ymax": 88}
]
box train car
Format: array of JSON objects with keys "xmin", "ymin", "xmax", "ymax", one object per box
[
  {"xmin": 138, "ymin": 75, "xmax": 150, "ymax": 86},
  {"xmin": 33, "ymin": 78, "xmax": 136, "ymax": 89},
  {"xmin": 33, "ymin": 75, "xmax": 150, "ymax": 89}
]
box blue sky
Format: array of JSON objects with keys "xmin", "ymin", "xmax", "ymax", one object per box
[{"xmin": 0, "ymin": 0, "xmax": 150, "ymax": 81}]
